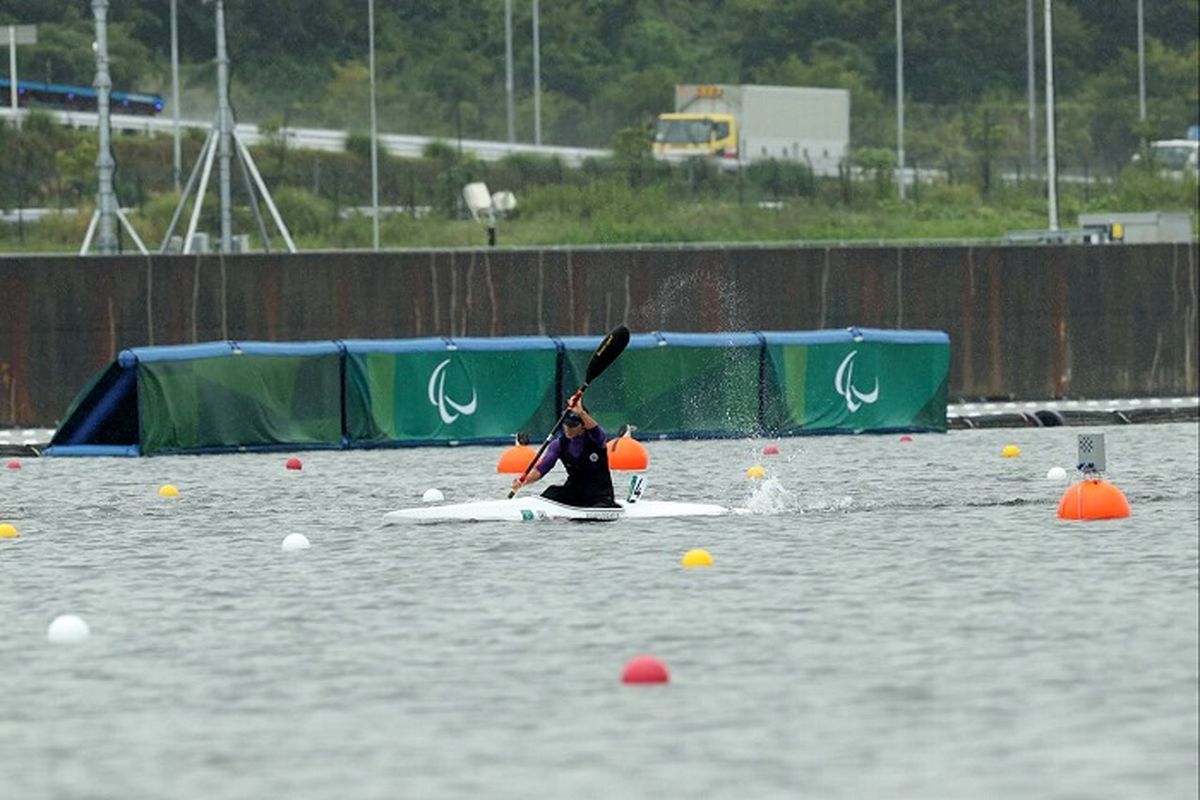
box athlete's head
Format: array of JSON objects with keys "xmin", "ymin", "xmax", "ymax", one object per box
[{"xmin": 562, "ymin": 411, "xmax": 584, "ymax": 437}]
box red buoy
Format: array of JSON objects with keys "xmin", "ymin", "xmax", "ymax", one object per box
[
  {"xmin": 1057, "ymin": 479, "xmax": 1131, "ymax": 521},
  {"xmin": 6, "ymin": 460, "xmax": 20, "ymax": 469},
  {"xmin": 622, "ymin": 655, "xmax": 669, "ymax": 684},
  {"xmin": 761, "ymin": 444, "xmax": 780, "ymax": 455},
  {"xmin": 497, "ymin": 444, "xmax": 536, "ymax": 474},
  {"xmin": 285, "ymin": 457, "xmax": 303, "ymax": 471},
  {"xmin": 607, "ymin": 436, "xmax": 649, "ymax": 471},
  {"xmin": 898, "ymin": 435, "xmax": 913, "ymax": 442}
]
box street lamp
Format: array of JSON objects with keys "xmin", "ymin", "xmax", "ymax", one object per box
[
  {"xmin": 368, "ymin": 0, "xmax": 380, "ymax": 250},
  {"xmin": 532, "ymin": 0, "xmax": 541, "ymax": 146},
  {"xmin": 895, "ymin": 0, "xmax": 905, "ymax": 200},
  {"xmin": 1044, "ymin": 0, "xmax": 1058, "ymax": 231}
]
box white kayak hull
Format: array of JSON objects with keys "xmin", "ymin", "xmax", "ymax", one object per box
[{"xmin": 383, "ymin": 496, "xmax": 731, "ymax": 524}]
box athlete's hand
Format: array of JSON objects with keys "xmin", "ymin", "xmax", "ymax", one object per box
[
  {"xmin": 567, "ymin": 390, "xmax": 583, "ymax": 411},
  {"xmin": 511, "ymin": 476, "xmax": 525, "ymax": 492}
]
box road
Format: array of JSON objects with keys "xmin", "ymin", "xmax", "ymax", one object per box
[{"xmin": 0, "ymin": 107, "xmax": 609, "ymax": 167}]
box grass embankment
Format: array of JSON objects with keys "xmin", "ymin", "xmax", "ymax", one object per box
[{"xmin": 0, "ymin": 129, "xmax": 1195, "ymax": 253}]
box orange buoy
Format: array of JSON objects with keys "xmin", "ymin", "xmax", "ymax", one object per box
[
  {"xmin": 1057, "ymin": 479, "xmax": 1131, "ymax": 521},
  {"xmin": 497, "ymin": 444, "xmax": 537, "ymax": 474},
  {"xmin": 607, "ymin": 435, "xmax": 649, "ymax": 471}
]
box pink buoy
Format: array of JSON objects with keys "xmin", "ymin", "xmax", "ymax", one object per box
[
  {"xmin": 6, "ymin": 460, "xmax": 20, "ymax": 469},
  {"xmin": 761, "ymin": 444, "xmax": 780, "ymax": 456},
  {"xmin": 621, "ymin": 655, "xmax": 669, "ymax": 685},
  {"xmin": 285, "ymin": 457, "xmax": 303, "ymax": 471},
  {"xmin": 899, "ymin": 435, "xmax": 913, "ymax": 442}
]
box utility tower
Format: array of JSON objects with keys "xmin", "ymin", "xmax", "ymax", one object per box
[
  {"xmin": 80, "ymin": 0, "xmax": 148, "ymax": 255},
  {"xmin": 160, "ymin": 0, "xmax": 295, "ymax": 254}
]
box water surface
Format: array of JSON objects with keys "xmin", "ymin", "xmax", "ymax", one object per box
[{"xmin": 2, "ymin": 423, "xmax": 1197, "ymax": 799}]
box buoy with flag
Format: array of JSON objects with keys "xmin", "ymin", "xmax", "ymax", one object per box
[
  {"xmin": 497, "ymin": 433, "xmax": 537, "ymax": 474},
  {"xmin": 1057, "ymin": 433, "xmax": 1131, "ymax": 521},
  {"xmin": 607, "ymin": 424, "xmax": 649, "ymax": 471}
]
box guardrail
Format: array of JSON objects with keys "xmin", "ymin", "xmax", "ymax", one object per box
[{"xmin": 0, "ymin": 107, "xmax": 610, "ymax": 167}]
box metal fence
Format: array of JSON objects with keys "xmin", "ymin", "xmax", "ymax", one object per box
[{"xmin": 1, "ymin": 241, "xmax": 1196, "ymax": 427}]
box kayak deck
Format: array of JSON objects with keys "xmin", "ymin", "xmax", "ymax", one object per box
[{"xmin": 383, "ymin": 496, "xmax": 731, "ymax": 524}]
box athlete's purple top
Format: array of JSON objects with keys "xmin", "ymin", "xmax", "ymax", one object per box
[{"xmin": 536, "ymin": 424, "xmax": 606, "ymax": 475}]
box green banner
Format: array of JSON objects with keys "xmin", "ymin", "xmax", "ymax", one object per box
[
  {"xmin": 138, "ymin": 354, "xmax": 342, "ymax": 454},
  {"xmin": 345, "ymin": 348, "xmax": 560, "ymax": 443},
  {"xmin": 562, "ymin": 344, "xmax": 761, "ymax": 436},
  {"xmin": 763, "ymin": 341, "xmax": 949, "ymax": 432}
]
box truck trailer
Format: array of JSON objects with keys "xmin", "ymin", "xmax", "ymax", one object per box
[{"xmin": 653, "ymin": 84, "xmax": 850, "ymax": 175}]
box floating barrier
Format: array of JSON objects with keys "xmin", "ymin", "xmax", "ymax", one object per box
[
  {"xmin": 47, "ymin": 615, "xmax": 90, "ymax": 644},
  {"xmin": 622, "ymin": 655, "xmax": 669, "ymax": 684},
  {"xmin": 1056, "ymin": 432, "xmax": 1131, "ymax": 521},
  {"xmin": 496, "ymin": 444, "xmax": 536, "ymax": 474},
  {"xmin": 1057, "ymin": 479, "xmax": 1131, "ymax": 520},
  {"xmin": 45, "ymin": 329, "xmax": 949, "ymax": 456},
  {"xmin": 607, "ymin": 435, "xmax": 649, "ymax": 471}
]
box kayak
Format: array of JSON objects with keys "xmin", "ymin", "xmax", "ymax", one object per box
[{"xmin": 382, "ymin": 496, "xmax": 732, "ymax": 524}]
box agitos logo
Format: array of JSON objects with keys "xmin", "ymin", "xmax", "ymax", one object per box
[
  {"xmin": 834, "ymin": 350, "xmax": 879, "ymax": 413},
  {"xmin": 427, "ymin": 359, "xmax": 478, "ymax": 424}
]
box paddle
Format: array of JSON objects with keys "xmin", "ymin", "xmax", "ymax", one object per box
[{"xmin": 508, "ymin": 324, "xmax": 631, "ymax": 499}]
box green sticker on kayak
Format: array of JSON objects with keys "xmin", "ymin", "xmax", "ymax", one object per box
[{"xmin": 520, "ymin": 509, "xmax": 535, "ymax": 521}]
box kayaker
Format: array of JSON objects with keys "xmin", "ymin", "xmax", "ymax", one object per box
[{"xmin": 510, "ymin": 393, "xmax": 617, "ymax": 507}]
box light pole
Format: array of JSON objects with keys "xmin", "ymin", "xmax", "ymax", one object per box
[
  {"xmin": 1136, "ymin": 0, "xmax": 1146, "ymax": 122},
  {"xmin": 532, "ymin": 0, "xmax": 541, "ymax": 146},
  {"xmin": 505, "ymin": 0, "xmax": 515, "ymax": 144},
  {"xmin": 368, "ymin": 0, "xmax": 380, "ymax": 250},
  {"xmin": 3, "ymin": 24, "xmax": 36, "ymax": 129},
  {"xmin": 1026, "ymin": 0, "xmax": 1037, "ymax": 173},
  {"xmin": 895, "ymin": 0, "xmax": 905, "ymax": 200},
  {"xmin": 170, "ymin": 0, "xmax": 181, "ymax": 192},
  {"xmin": 92, "ymin": 0, "xmax": 117, "ymax": 254},
  {"xmin": 214, "ymin": 0, "xmax": 233, "ymax": 252},
  {"xmin": 1043, "ymin": 0, "xmax": 1058, "ymax": 231}
]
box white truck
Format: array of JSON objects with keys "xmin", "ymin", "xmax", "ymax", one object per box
[{"xmin": 652, "ymin": 84, "xmax": 850, "ymax": 175}]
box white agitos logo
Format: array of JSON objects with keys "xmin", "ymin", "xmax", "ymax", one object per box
[
  {"xmin": 834, "ymin": 350, "xmax": 879, "ymax": 413},
  {"xmin": 428, "ymin": 359, "xmax": 478, "ymax": 424}
]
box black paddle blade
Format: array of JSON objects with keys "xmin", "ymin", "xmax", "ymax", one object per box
[{"xmin": 585, "ymin": 325, "xmax": 630, "ymax": 383}]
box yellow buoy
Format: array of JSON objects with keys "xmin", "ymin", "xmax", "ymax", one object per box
[
  {"xmin": 0, "ymin": 523, "xmax": 18, "ymax": 539},
  {"xmin": 1001, "ymin": 444, "xmax": 1021, "ymax": 458},
  {"xmin": 746, "ymin": 465, "xmax": 766, "ymax": 480},
  {"xmin": 158, "ymin": 484, "xmax": 180, "ymax": 498},
  {"xmin": 681, "ymin": 548, "xmax": 713, "ymax": 568}
]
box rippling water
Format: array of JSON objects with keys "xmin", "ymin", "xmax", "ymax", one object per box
[{"xmin": 2, "ymin": 423, "xmax": 1197, "ymax": 800}]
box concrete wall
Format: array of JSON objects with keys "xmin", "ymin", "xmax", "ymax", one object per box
[{"xmin": 1, "ymin": 242, "xmax": 1196, "ymax": 427}]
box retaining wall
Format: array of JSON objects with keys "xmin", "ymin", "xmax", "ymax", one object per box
[{"xmin": 1, "ymin": 242, "xmax": 1196, "ymax": 427}]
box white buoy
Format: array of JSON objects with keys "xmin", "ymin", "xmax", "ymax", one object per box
[
  {"xmin": 47, "ymin": 614, "xmax": 91, "ymax": 644},
  {"xmin": 422, "ymin": 488, "xmax": 445, "ymax": 503},
  {"xmin": 281, "ymin": 533, "xmax": 311, "ymax": 551},
  {"xmin": 1046, "ymin": 466, "xmax": 1068, "ymax": 481}
]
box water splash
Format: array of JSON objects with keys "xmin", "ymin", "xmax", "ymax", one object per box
[{"xmin": 744, "ymin": 476, "xmax": 795, "ymax": 514}]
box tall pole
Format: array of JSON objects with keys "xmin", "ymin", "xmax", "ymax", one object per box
[
  {"xmin": 504, "ymin": 0, "xmax": 515, "ymax": 143},
  {"xmin": 895, "ymin": 0, "xmax": 905, "ymax": 200},
  {"xmin": 92, "ymin": 0, "xmax": 117, "ymax": 254},
  {"xmin": 214, "ymin": 0, "xmax": 233, "ymax": 253},
  {"xmin": 1136, "ymin": 0, "xmax": 1146, "ymax": 122},
  {"xmin": 368, "ymin": 0, "xmax": 380, "ymax": 250},
  {"xmin": 1043, "ymin": 0, "xmax": 1058, "ymax": 231},
  {"xmin": 8, "ymin": 27, "xmax": 16, "ymax": 122},
  {"xmin": 170, "ymin": 0, "xmax": 181, "ymax": 192},
  {"xmin": 532, "ymin": 0, "xmax": 541, "ymax": 146},
  {"xmin": 1026, "ymin": 0, "xmax": 1037, "ymax": 172}
]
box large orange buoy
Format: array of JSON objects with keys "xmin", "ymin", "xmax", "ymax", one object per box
[
  {"xmin": 497, "ymin": 444, "xmax": 536, "ymax": 474},
  {"xmin": 1057, "ymin": 479, "xmax": 1131, "ymax": 521},
  {"xmin": 607, "ymin": 434, "xmax": 649, "ymax": 471}
]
